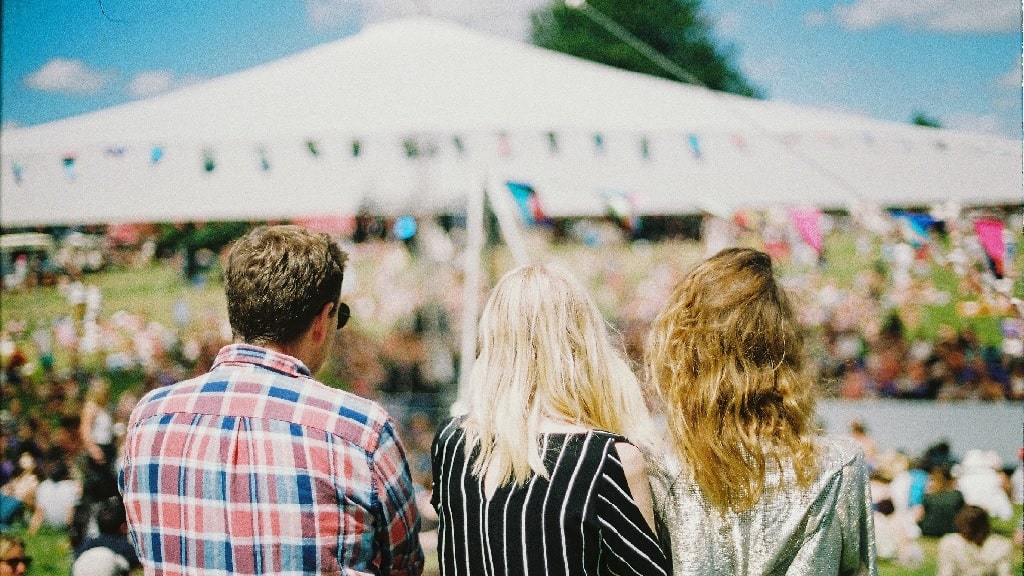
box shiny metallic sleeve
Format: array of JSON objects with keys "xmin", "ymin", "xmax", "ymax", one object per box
[{"xmin": 648, "ymin": 436, "xmax": 879, "ymax": 576}]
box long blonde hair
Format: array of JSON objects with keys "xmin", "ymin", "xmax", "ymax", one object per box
[
  {"xmin": 646, "ymin": 248, "xmax": 819, "ymax": 511},
  {"xmin": 462, "ymin": 262, "xmax": 656, "ymax": 486}
]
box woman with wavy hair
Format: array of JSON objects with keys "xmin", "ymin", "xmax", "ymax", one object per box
[
  {"xmin": 646, "ymin": 247, "xmax": 876, "ymax": 576},
  {"xmin": 431, "ymin": 262, "xmax": 670, "ymax": 575}
]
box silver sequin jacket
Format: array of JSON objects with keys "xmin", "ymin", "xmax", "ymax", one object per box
[{"xmin": 649, "ymin": 435, "xmax": 878, "ymax": 576}]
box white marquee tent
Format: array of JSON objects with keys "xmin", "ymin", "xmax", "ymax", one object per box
[{"xmin": 1, "ymin": 17, "xmax": 1020, "ymax": 227}]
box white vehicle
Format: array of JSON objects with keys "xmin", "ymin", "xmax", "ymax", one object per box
[{"xmin": 0, "ymin": 232, "xmax": 59, "ymax": 288}]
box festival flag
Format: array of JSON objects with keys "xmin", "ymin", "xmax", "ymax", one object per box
[
  {"xmin": 256, "ymin": 146, "xmax": 271, "ymax": 172},
  {"xmin": 601, "ymin": 189, "xmax": 639, "ymax": 233},
  {"xmin": 202, "ymin": 148, "xmax": 216, "ymax": 173},
  {"xmin": 639, "ymin": 137, "xmax": 651, "ymax": 160},
  {"xmin": 547, "ymin": 131, "xmax": 559, "ymax": 155},
  {"xmin": 497, "ymin": 132, "xmax": 512, "ymax": 157},
  {"xmin": 62, "ymin": 155, "xmax": 77, "ymax": 181},
  {"xmin": 891, "ymin": 211, "xmax": 935, "ymax": 247},
  {"xmin": 402, "ymin": 137, "xmax": 420, "ymax": 159},
  {"xmin": 974, "ymin": 219, "xmax": 1006, "ymax": 278},
  {"xmin": 788, "ymin": 206, "xmax": 823, "ymax": 254},
  {"xmin": 731, "ymin": 134, "xmax": 748, "ymax": 152},
  {"xmin": 506, "ymin": 181, "xmax": 546, "ymax": 226},
  {"xmin": 687, "ymin": 133, "xmax": 703, "ymax": 160}
]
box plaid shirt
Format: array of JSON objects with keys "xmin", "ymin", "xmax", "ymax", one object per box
[{"xmin": 119, "ymin": 344, "xmax": 424, "ymax": 576}]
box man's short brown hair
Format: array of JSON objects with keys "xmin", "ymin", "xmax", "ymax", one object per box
[{"xmin": 224, "ymin": 225, "xmax": 347, "ymax": 345}]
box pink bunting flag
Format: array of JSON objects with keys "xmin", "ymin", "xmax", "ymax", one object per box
[
  {"xmin": 788, "ymin": 207, "xmax": 823, "ymax": 254},
  {"xmin": 973, "ymin": 219, "xmax": 1006, "ymax": 277},
  {"xmin": 497, "ymin": 132, "xmax": 512, "ymax": 157}
]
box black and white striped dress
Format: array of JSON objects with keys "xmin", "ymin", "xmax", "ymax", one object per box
[{"xmin": 430, "ymin": 418, "xmax": 671, "ymax": 576}]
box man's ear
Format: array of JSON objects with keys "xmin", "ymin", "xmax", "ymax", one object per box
[{"xmin": 310, "ymin": 301, "xmax": 334, "ymax": 343}]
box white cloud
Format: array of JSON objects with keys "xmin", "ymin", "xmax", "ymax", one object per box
[
  {"xmin": 306, "ymin": 0, "xmax": 363, "ymax": 31},
  {"xmin": 803, "ymin": 9, "xmax": 829, "ymax": 28},
  {"xmin": 25, "ymin": 58, "xmax": 113, "ymax": 94},
  {"xmin": 715, "ymin": 10, "xmax": 743, "ymax": 37},
  {"xmin": 833, "ymin": 0, "xmax": 1020, "ymax": 33},
  {"xmin": 127, "ymin": 70, "xmax": 175, "ymax": 98},
  {"xmin": 741, "ymin": 53, "xmax": 785, "ymax": 82},
  {"xmin": 945, "ymin": 111, "xmax": 1006, "ymax": 135},
  {"xmin": 996, "ymin": 55, "xmax": 1022, "ymax": 89}
]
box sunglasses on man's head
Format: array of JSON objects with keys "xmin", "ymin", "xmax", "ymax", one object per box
[
  {"xmin": 336, "ymin": 302, "xmax": 350, "ymax": 330},
  {"xmin": 1, "ymin": 557, "xmax": 32, "ymax": 569}
]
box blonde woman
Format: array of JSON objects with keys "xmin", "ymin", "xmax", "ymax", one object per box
[
  {"xmin": 646, "ymin": 248, "xmax": 877, "ymax": 576},
  {"xmin": 80, "ymin": 375, "xmax": 118, "ymax": 502},
  {"xmin": 431, "ymin": 263, "xmax": 670, "ymax": 575}
]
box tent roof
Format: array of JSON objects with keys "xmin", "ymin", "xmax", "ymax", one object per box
[{"xmin": 2, "ymin": 17, "xmax": 1020, "ymax": 226}]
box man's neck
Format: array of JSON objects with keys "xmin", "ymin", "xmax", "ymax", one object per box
[{"xmin": 259, "ymin": 337, "xmax": 320, "ymax": 374}]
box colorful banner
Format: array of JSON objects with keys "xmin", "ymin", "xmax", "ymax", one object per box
[
  {"xmin": 687, "ymin": 133, "xmax": 702, "ymax": 159},
  {"xmin": 891, "ymin": 211, "xmax": 935, "ymax": 247},
  {"xmin": 202, "ymin": 148, "xmax": 216, "ymax": 173},
  {"xmin": 62, "ymin": 155, "xmax": 77, "ymax": 181},
  {"xmin": 507, "ymin": 181, "xmax": 546, "ymax": 226},
  {"xmin": 974, "ymin": 219, "xmax": 1006, "ymax": 278},
  {"xmin": 788, "ymin": 206, "xmax": 823, "ymax": 254},
  {"xmin": 601, "ymin": 189, "xmax": 639, "ymax": 233}
]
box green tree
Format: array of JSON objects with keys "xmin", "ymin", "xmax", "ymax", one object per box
[
  {"xmin": 911, "ymin": 112, "xmax": 942, "ymax": 128},
  {"xmin": 530, "ymin": 0, "xmax": 762, "ymax": 97}
]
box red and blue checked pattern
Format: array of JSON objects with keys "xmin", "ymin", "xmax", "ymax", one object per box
[{"xmin": 119, "ymin": 344, "xmax": 424, "ymax": 575}]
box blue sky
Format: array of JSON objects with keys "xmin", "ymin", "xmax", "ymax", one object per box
[{"xmin": 2, "ymin": 0, "xmax": 1020, "ymax": 138}]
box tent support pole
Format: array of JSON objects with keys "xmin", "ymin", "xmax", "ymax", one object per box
[
  {"xmin": 487, "ymin": 174, "xmax": 531, "ymax": 267},
  {"xmin": 452, "ymin": 175, "xmax": 487, "ymax": 416}
]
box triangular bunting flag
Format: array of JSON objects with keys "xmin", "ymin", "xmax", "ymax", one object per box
[{"xmin": 507, "ymin": 181, "xmax": 546, "ymax": 226}]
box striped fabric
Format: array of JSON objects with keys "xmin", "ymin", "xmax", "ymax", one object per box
[
  {"xmin": 119, "ymin": 344, "xmax": 424, "ymax": 576},
  {"xmin": 430, "ymin": 418, "xmax": 671, "ymax": 576}
]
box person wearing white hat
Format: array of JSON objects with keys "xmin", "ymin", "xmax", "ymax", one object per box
[
  {"xmin": 71, "ymin": 547, "xmax": 129, "ymax": 576},
  {"xmin": 956, "ymin": 449, "xmax": 1013, "ymax": 521}
]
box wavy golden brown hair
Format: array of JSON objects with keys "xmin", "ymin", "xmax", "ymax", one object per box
[{"xmin": 646, "ymin": 247, "xmax": 819, "ymax": 511}]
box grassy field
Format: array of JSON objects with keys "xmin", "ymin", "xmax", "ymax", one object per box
[
  {"xmin": 7, "ymin": 508, "xmax": 1021, "ymax": 575},
  {"xmin": 0, "ymin": 262, "xmax": 226, "ymax": 335}
]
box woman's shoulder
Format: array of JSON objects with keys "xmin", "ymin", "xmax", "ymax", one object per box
[
  {"xmin": 587, "ymin": 429, "xmax": 629, "ymax": 443},
  {"xmin": 545, "ymin": 429, "xmax": 632, "ymax": 469},
  {"xmin": 435, "ymin": 416, "xmax": 465, "ymax": 440},
  {"xmin": 811, "ymin": 435, "xmax": 872, "ymax": 484}
]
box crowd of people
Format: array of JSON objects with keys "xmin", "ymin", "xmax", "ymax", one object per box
[{"xmin": 0, "ymin": 213, "xmax": 1020, "ymax": 574}]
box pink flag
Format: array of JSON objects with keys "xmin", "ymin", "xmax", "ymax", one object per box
[
  {"xmin": 974, "ymin": 219, "xmax": 1005, "ymax": 277},
  {"xmin": 789, "ymin": 207, "xmax": 823, "ymax": 254}
]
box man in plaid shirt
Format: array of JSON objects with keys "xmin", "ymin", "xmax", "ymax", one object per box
[{"xmin": 119, "ymin": 225, "xmax": 424, "ymax": 575}]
